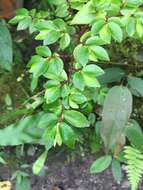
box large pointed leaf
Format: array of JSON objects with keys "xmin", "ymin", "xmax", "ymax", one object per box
[
  {"xmin": 101, "ymin": 86, "xmax": 132, "ymax": 150},
  {"xmin": 0, "ymin": 113, "xmax": 44, "ymax": 146}
]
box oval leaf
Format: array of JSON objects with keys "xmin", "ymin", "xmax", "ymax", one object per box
[
  {"xmin": 101, "ymin": 86, "xmax": 132, "ymax": 150},
  {"xmin": 90, "ymin": 155, "xmax": 112, "ymax": 173},
  {"xmin": 64, "ymin": 110, "xmax": 89, "ymax": 128}
]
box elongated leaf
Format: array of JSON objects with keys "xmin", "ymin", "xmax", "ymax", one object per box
[
  {"xmin": 127, "ymin": 76, "xmax": 143, "ymax": 97},
  {"xmin": 90, "ymin": 155, "xmax": 112, "ymax": 173},
  {"xmin": 101, "ymin": 86, "xmax": 132, "ymax": 150},
  {"xmin": 32, "ymin": 150, "xmax": 48, "ymax": 174},
  {"xmin": 111, "ymin": 159, "xmax": 122, "ymax": 183},
  {"xmin": 98, "ymin": 67, "xmax": 125, "ymax": 84},
  {"xmin": 74, "ymin": 44, "xmax": 89, "ymax": 66},
  {"xmin": 89, "ymin": 45, "xmax": 109, "ymax": 61},
  {"xmin": 0, "ymin": 21, "xmax": 13, "ymax": 71},
  {"xmin": 16, "ymin": 177, "xmax": 31, "ymax": 190},
  {"xmin": 64, "ymin": 110, "xmax": 89, "ymax": 128},
  {"xmin": 0, "ymin": 113, "xmax": 44, "ymax": 146},
  {"xmin": 108, "ymin": 22, "xmax": 123, "ymax": 42},
  {"xmin": 60, "ymin": 122, "xmax": 76, "ymax": 148},
  {"xmin": 125, "ymin": 120, "xmax": 143, "ymax": 151}
]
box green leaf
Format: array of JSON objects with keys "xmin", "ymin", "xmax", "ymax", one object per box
[
  {"xmin": 17, "ymin": 17, "xmax": 32, "ymax": 30},
  {"xmin": 126, "ymin": 17, "xmax": 136, "ymax": 36},
  {"xmin": 83, "ymin": 64, "xmax": 104, "ymax": 77},
  {"xmin": 64, "ymin": 110, "xmax": 89, "ymax": 128},
  {"xmin": 82, "ymin": 71, "xmax": 101, "ymax": 88},
  {"xmin": 43, "ymin": 125, "xmax": 56, "ymax": 150},
  {"xmin": 44, "ymin": 30, "xmax": 60, "ymax": 45},
  {"xmin": 9, "ymin": 15, "xmax": 26, "ymax": 24},
  {"xmin": 32, "ymin": 150, "xmax": 48, "ymax": 175},
  {"xmin": 111, "ymin": 159, "xmax": 122, "ymax": 183},
  {"xmin": 71, "ymin": 1, "xmax": 95, "ymax": 24},
  {"xmin": 125, "ymin": 121, "xmax": 143, "ymax": 151},
  {"xmin": 127, "ymin": 76, "xmax": 143, "ymax": 97},
  {"xmin": 60, "ymin": 122, "xmax": 76, "ymax": 148},
  {"xmin": 16, "ymin": 8, "xmax": 29, "ymax": 16},
  {"xmin": 0, "ymin": 21, "xmax": 13, "ymax": 71},
  {"xmin": 73, "ymin": 71, "xmax": 85, "ymax": 90},
  {"xmin": 38, "ymin": 113, "xmax": 58, "ymax": 128},
  {"xmin": 91, "ymin": 20, "xmax": 105, "ymax": 35},
  {"xmin": 90, "ymin": 155, "xmax": 112, "ymax": 173},
  {"xmin": 99, "ymin": 24, "xmax": 111, "ymax": 43},
  {"xmin": 74, "ymin": 44, "xmax": 89, "ymax": 66},
  {"xmin": 44, "ymin": 57, "xmax": 66, "ymax": 81},
  {"xmin": 136, "ymin": 20, "xmax": 143, "ymax": 38},
  {"xmin": 16, "ymin": 177, "xmax": 31, "ymax": 190},
  {"xmin": 89, "ymin": 45, "xmax": 109, "ymax": 61},
  {"xmin": 108, "ymin": 22, "xmax": 123, "ymax": 42},
  {"xmin": 70, "ymin": 92, "xmax": 87, "ymax": 104},
  {"xmin": 60, "ymin": 33, "xmax": 70, "ymax": 50},
  {"xmin": 98, "ymin": 67, "xmax": 125, "ymax": 84},
  {"xmin": 36, "ymin": 46, "xmax": 51, "ymax": 57},
  {"xmin": 86, "ymin": 36, "xmax": 106, "ymax": 46},
  {"xmin": 101, "ymin": 86, "xmax": 132, "ymax": 150},
  {"xmin": 29, "ymin": 58, "xmax": 48, "ymax": 78},
  {"xmin": 0, "ymin": 113, "xmax": 43, "ymax": 146},
  {"xmin": 45, "ymin": 86, "xmax": 61, "ymax": 104}
]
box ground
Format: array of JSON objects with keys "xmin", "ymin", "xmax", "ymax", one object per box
[{"xmin": 0, "ymin": 152, "xmax": 142, "ymax": 190}]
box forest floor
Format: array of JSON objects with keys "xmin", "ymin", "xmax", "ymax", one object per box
[{"xmin": 0, "ymin": 151, "xmax": 143, "ymax": 190}]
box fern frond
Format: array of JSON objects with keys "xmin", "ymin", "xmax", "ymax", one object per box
[{"xmin": 124, "ymin": 146, "xmax": 143, "ymax": 190}]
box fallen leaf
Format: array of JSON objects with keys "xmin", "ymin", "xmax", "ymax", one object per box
[{"xmin": 0, "ymin": 181, "xmax": 12, "ymax": 190}]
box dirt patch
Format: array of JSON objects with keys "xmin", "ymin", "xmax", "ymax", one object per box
[{"xmin": 0, "ymin": 153, "xmax": 142, "ymax": 190}]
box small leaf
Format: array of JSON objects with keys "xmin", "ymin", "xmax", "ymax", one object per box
[
  {"xmin": 91, "ymin": 20, "xmax": 105, "ymax": 35},
  {"xmin": 83, "ymin": 64, "xmax": 104, "ymax": 77},
  {"xmin": 38, "ymin": 113, "xmax": 58, "ymax": 128},
  {"xmin": 90, "ymin": 155, "xmax": 112, "ymax": 173},
  {"xmin": 43, "ymin": 125, "xmax": 56, "ymax": 150},
  {"xmin": 45, "ymin": 86, "xmax": 60, "ymax": 104},
  {"xmin": 16, "ymin": 178, "xmax": 31, "ymax": 190},
  {"xmin": 99, "ymin": 24, "xmax": 111, "ymax": 43},
  {"xmin": 125, "ymin": 121, "xmax": 143, "ymax": 151},
  {"xmin": 71, "ymin": 2, "xmax": 95, "ymax": 24},
  {"xmin": 17, "ymin": 17, "xmax": 31, "ymax": 31},
  {"xmin": 89, "ymin": 45, "xmax": 109, "ymax": 61},
  {"xmin": 74, "ymin": 44, "xmax": 89, "ymax": 66},
  {"xmin": 60, "ymin": 33, "xmax": 70, "ymax": 49},
  {"xmin": 32, "ymin": 150, "xmax": 48, "ymax": 175},
  {"xmin": 126, "ymin": 17, "xmax": 136, "ymax": 36},
  {"xmin": 111, "ymin": 159, "xmax": 122, "ymax": 183},
  {"xmin": 98, "ymin": 67, "xmax": 125, "ymax": 84},
  {"xmin": 64, "ymin": 110, "xmax": 89, "ymax": 128},
  {"xmin": 73, "ymin": 71, "xmax": 85, "ymax": 90},
  {"xmin": 44, "ymin": 30, "xmax": 60, "ymax": 45},
  {"xmin": 108, "ymin": 22, "xmax": 123, "ymax": 42},
  {"xmin": 136, "ymin": 20, "xmax": 143, "ymax": 38},
  {"xmin": 36, "ymin": 46, "xmax": 51, "ymax": 57},
  {"xmin": 60, "ymin": 122, "xmax": 76, "ymax": 148},
  {"xmin": 127, "ymin": 76, "xmax": 143, "ymax": 97}
]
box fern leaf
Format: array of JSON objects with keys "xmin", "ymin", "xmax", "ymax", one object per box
[{"xmin": 124, "ymin": 146, "xmax": 143, "ymax": 190}]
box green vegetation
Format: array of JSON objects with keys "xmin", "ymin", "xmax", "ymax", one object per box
[{"xmin": 0, "ymin": 0, "xmax": 143, "ymax": 189}]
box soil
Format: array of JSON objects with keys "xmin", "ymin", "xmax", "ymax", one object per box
[{"xmin": 0, "ymin": 152, "xmax": 142, "ymax": 190}]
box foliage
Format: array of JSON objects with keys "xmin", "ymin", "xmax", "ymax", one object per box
[
  {"xmin": 0, "ymin": 0, "xmax": 143, "ymax": 188},
  {"xmin": 0, "ymin": 20, "xmax": 13, "ymax": 71},
  {"xmin": 124, "ymin": 146, "xmax": 143, "ymax": 190}
]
